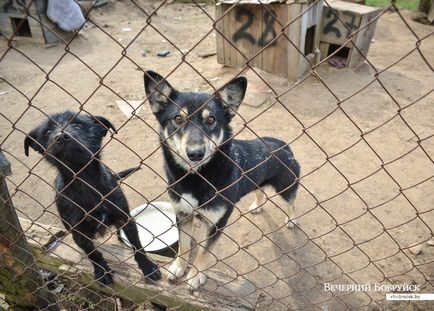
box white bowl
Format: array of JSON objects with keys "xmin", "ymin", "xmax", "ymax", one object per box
[{"xmin": 120, "ymin": 202, "xmax": 178, "ymax": 252}]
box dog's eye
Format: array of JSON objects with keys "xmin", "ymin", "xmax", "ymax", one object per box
[
  {"xmin": 44, "ymin": 129, "xmax": 51, "ymax": 136},
  {"xmin": 173, "ymin": 115, "xmax": 184, "ymax": 125},
  {"xmin": 206, "ymin": 116, "xmax": 216, "ymax": 125}
]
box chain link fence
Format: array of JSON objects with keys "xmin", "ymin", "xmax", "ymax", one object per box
[{"xmin": 0, "ymin": 0, "xmax": 433, "ymax": 310}]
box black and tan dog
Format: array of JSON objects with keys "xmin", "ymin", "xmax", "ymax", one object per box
[
  {"xmin": 24, "ymin": 111, "xmax": 161, "ymax": 285},
  {"xmin": 144, "ymin": 71, "xmax": 300, "ymax": 290}
]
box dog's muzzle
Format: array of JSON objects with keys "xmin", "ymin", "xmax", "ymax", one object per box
[
  {"xmin": 186, "ymin": 146, "xmax": 205, "ymax": 162},
  {"xmin": 54, "ymin": 132, "xmax": 71, "ymax": 142}
]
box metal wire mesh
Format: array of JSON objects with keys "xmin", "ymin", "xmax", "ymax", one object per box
[{"xmin": 0, "ymin": 0, "xmax": 433, "ymax": 310}]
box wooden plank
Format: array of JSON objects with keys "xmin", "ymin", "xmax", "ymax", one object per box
[
  {"xmin": 229, "ymin": 4, "xmax": 260, "ymax": 69},
  {"xmin": 272, "ymin": 4, "xmax": 289, "ymax": 76},
  {"xmin": 249, "ymin": 4, "xmax": 263, "ymax": 69},
  {"xmin": 20, "ymin": 218, "xmax": 256, "ymax": 311},
  {"xmin": 427, "ymin": 1, "xmax": 434, "ymax": 23},
  {"xmin": 298, "ymin": 0, "xmax": 324, "ymax": 75},
  {"xmin": 28, "ymin": 16, "xmax": 44, "ymax": 38},
  {"xmin": 39, "ymin": 14, "xmax": 73, "ymax": 44},
  {"xmin": 313, "ymin": 0, "xmax": 324, "ymax": 57},
  {"xmin": 215, "ymin": 4, "xmax": 226, "ymax": 65},
  {"xmin": 349, "ymin": 9, "xmax": 379, "ymax": 67},
  {"xmin": 302, "ymin": 0, "xmax": 323, "ymax": 32},
  {"xmin": 298, "ymin": 2, "xmax": 308, "ymax": 75},
  {"xmin": 319, "ymin": 42, "xmax": 329, "ymax": 60},
  {"xmin": 0, "ymin": 13, "xmax": 14, "ymax": 37},
  {"xmin": 287, "ymin": 1, "xmax": 302, "ymax": 81},
  {"xmin": 231, "ymin": 4, "xmax": 243, "ymax": 68},
  {"xmin": 223, "ymin": 5, "xmax": 237, "ymax": 68},
  {"xmin": 261, "ymin": 5, "xmax": 277, "ymax": 73},
  {"xmin": 327, "ymin": 0, "xmax": 381, "ymax": 14},
  {"xmin": 0, "ymin": 151, "xmax": 58, "ymax": 310}
]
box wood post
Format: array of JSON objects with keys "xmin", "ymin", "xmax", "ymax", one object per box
[
  {"xmin": 418, "ymin": 0, "xmax": 432, "ymax": 14},
  {"xmin": 0, "ymin": 150, "xmax": 58, "ymax": 310}
]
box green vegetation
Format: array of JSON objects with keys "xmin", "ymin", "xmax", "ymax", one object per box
[{"xmin": 366, "ymin": 0, "xmax": 420, "ymax": 10}]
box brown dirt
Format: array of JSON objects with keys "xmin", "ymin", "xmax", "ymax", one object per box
[{"xmin": 0, "ymin": 1, "xmax": 433, "ymax": 310}]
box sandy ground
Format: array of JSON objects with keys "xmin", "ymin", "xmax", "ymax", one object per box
[{"xmin": 0, "ymin": 1, "xmax": 433, "ymax": 310}]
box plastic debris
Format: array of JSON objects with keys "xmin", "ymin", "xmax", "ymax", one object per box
[
  {"xmin": 197, "ymin": 51, "xmax": 217, "ymax": 58},
  {"xmin": 47, "ymin": 0, "xmax": 85, "ymax": 32},
  {"xmin": 409, "ymin": 245, "xmax": 422, "ymax": 255},
  {"xmin": 115, "ymin": 100, "xmax": 143, "ymax": 118},
  {"xmin": 157, "ymin": 50, "xmax": 170, "ymax": 57}
]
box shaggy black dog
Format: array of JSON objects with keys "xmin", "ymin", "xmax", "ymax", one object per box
[{"xmin": 24, "ymin": 111, "xmax": 161, "ymax": 285}]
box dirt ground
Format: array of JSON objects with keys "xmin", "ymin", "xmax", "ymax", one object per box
[{"xmin": 0, "ymin": 1, "xmax": 433, "ymax": 310}]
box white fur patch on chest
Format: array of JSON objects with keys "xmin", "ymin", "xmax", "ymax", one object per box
[{"xmin": 172, "ymin": 193, "xmax": 199, "ymax": 215}]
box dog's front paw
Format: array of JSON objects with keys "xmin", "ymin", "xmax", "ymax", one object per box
[
  {"xmin": 95, "ymin": 267, "xmax": 114, "ymax": 286},
  {"xmin": 248, "ymin": 202, "xmax": 262, "ymax": 214},
  {"xmin": 286, "ymin": 217, "xmax": 298, "ymax": 229},
  {"xmin": 142, "ymin": 261, "xmax": 162, "ymax": 281},
  {"xmin": 167, "ymin": 258, "xmax": 187, "ymax": 281},
  {"xmin": 187, "ymin": 269, "xmax": 207, "ymax": 290}
]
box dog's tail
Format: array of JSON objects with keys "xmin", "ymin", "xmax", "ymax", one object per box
[{"xmin": 116, "ymin": 167, "xmax": 140, "ymax": 180}]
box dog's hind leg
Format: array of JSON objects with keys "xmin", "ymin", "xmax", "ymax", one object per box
[
  {"xmin": 167, "ymin": 215, "xmax": 194, "ymax": 281},
  {"xmin": 285, "ymin": 199, "xmax": 298, "ymax": 229},
  {"xmin": 120, "ymin": 218, "xmax": 161, "ymax": 281},
  {"xmin": 248, "ymin": 188, "xmax": 266, "ymax": 214},
  {"xmin": 272, "ymin": 175, "xmax": 299, "ymax": 229},
  {"xmin": 71, "ymin": 230, "xmax": 113, "ymax": 285}
]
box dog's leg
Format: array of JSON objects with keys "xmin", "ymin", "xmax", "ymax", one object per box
[
  {"xmin": 187, "ymin": 207, "xmax": 228, "ymax": 290},
  {"xmin": 248, "ymin": 188, "xmax": 265, "ymax": 214},
  {"xmin": 121, "ymin": 220, "xmax": 161, "ymax": 281},
  {"xmin": 71, "ymin": 230, "xmax": 113, "ymax": 285},
  {"xmin": 285, "ymin": 199, "xmax": 298, "ymax": 229},
  {"xmin": 167, "ymin": 215, "xmax": 193, "ymax": 281}
]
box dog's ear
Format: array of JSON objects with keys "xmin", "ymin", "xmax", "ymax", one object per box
[
  {"xmin": 24, "ymin": 130, "xmax": 38, "ymax": 157},
  {"xmin": 144, "ymin": 71, "xmax": 174, "ymax": 114},
  {"xmin": 217, "ymin": 76, "xmax": 247, "ymax": 118},
  {"xmin": 95, "ymin": 116, "xmax": 117, "ymax": 136}
]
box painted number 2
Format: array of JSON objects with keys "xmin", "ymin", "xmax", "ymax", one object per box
[
  {"xmin": 324, "ymin": 9, "xmax": 358, "ymax": 38},
  {"xmin": 232, "ymin": 8, "xmax": 277, "ymax": 47}
]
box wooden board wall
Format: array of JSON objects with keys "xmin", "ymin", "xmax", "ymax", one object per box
[
  {"xmin": 319, "ymin": 0, "xmax": 381, "ymax": 68},
  {"xmin": 0, "ymin": 0, "xmax": 73, "ymax": 44},
  {"xmin": 351, "ymin": 10, "xmax": 380, "ymax": 68},
  {"xmin": 216, "ymin": 1, "xmax": 324, "ymax": 80},
  {"xmin": 287, "ymin": 0, "xmax": 323, "ymax": 80},
  {"xmin": 0, "ymin": 12, "xmax": 45, "ymax": 42}
]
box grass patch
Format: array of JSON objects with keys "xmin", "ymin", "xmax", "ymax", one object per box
[{"xmin": 366, "ymin": 0, "xmax": 420, "ymax": 10}]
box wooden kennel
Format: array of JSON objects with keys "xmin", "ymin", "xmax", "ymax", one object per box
[
  {"xmin": 319, "ymin": 0, "xmax": 381, "ymax": 68},
  {"xmin": 215, "ymin": 0, "xmax": 324, "ymax": 81},
  {"xmin": 0, "ymin": 0, "xmax": 73, "ymax": 45}
]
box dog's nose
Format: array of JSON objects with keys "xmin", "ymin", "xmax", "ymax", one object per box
[
  {"xmin": 186, "ymin": 146, "xmax": 205, "ymax": 162},
  {"xmin": 54, "ymin": 133, "xmax": 71, "ymax": 141}
]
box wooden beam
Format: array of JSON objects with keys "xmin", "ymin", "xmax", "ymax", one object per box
[
  {"xmin": 428, "ymin": 1, "xmax": 434, "ymax": 23},
  {"xmin": 0, "ymin": 151, "xmax": 59, "ymax": 311},
  {"xmin": 20, "ymin": 218, "xmax": 256, "ymax": 311}
]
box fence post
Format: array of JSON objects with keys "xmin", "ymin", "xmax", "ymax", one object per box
[{"xmin": 0, "ymin": 150, "xmax": 58, "ymax": 310}]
